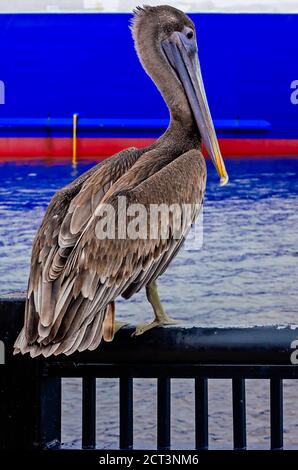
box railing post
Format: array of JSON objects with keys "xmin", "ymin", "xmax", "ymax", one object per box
[
  {"xmin": 82, "ymin": 377, "xmax": 96, "ymax": 449},
  {"xmin": 195, "ymin": 377, "xmax": 208, "ymax": 450},
  {"xmin": 157, "ymin": 377, "xmax": 171, "ymax": 450},
  {"xmin": 270, "ymin": 378, "xmax": 283, "ymax": 450},
  {"xmin": 119, "ymin": 376, "xmax": 133, "ymax": 449},
  {"xmin": 0, "ymin": 296, "xmax": 61, "ymax": 449},
  {"xmin": 232, "ymin": 378, "xmax": 247, "ymax": 450},
  {"xmin": 35, "ymin": 373, "xmax": 61, "ymax": 449}
]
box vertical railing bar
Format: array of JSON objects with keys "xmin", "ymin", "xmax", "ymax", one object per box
[
  {"xmin": 232, "ymin": 378, "xmax": 247, "ymax": 450},
  {"xmin": 157, "ymin": 377, "xmax": 171, "ymax": 450},
  {"xmin": 270, "ymin": 378, "xmax": 283, "ymax": 450},
  {"xmin": 82, "ymin": 376, "xmax": 96, "ymax": 449},
  {"xmin": 195, "ymin": 377, "xmax": 208, "ymax": 450},
  {"xmin": 119, "ymin": 377, "xmax": 133, "ymax": 449},
  {"xmin": 39, "ymin": 375, "xmax": 62, "ymax": 449}
]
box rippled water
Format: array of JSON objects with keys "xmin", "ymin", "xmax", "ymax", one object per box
[{"xmin": 0, "ymin": 157, "xmax": 298, "ymax": 448}]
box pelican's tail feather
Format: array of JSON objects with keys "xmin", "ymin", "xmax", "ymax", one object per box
[{"xmin": 13, "ymin": 305, "xmax": 109, "ymax": 358}]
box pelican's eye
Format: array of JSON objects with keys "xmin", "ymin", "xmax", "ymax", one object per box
[{"xmin": 186, "ymin": 29, "xmax": 194, "ymax": 40}]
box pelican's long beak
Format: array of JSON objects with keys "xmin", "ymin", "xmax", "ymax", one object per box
[{"xmin": 162, "ymin": 32, "xmax": 229, "ymax": 186}]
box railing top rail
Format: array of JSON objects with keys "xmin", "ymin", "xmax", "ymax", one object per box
[{"xmin": 1, "ymin": 294, "xmax": 298, "ymax": 367}]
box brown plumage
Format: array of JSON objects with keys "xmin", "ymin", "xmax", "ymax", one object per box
[{"xmin": 14, "ymin": 5, "xmax": 228, "ymax": 357}]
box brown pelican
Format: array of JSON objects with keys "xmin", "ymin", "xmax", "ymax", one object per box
[{"xmin": 14, "ymin": 5, "xmax": 228, "ymax": 357}]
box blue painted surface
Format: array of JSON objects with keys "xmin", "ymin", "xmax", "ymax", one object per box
[{"xmin": 0, "ymin": 13, "xmax": 297, "ymax": 139}]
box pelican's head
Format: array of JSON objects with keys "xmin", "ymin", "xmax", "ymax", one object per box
[{"xmin": 131, "ymin": 5, "xmax": 228, "ymax": 186}]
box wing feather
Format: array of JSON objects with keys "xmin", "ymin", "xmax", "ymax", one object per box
[{"xmin": 15, "ymin": 147, "xmax": 141, "ymax": 354}]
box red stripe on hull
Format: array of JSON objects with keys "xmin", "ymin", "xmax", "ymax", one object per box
[{"xmin": 0, "ymin": 137, "xmax": 298, "ymax": 160}]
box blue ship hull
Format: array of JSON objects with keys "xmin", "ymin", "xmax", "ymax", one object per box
[{"xmin": 0, "ymin": 12, "xmax": 297, "ymax": 158}]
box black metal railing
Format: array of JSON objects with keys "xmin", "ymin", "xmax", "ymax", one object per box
[{"xmin": 0, "ymin": 293, "xmax": 298, "ymax": 451}]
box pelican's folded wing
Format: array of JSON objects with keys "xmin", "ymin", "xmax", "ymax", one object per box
[
  {"xmin": 15, "ymin": 147, "xmax": 140, "ymax": 353},
  {"xmin": 28, "ymin": 149, "xmax": 206, "ymax": 355}
]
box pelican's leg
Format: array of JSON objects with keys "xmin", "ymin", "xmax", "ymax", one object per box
[
  {"xmin": 115, "ymin": 321, "xmax": 129, "ymax": 334},
  {"xmin": 132, "ymin": 280, "xmax": 179, "ymax": 336}
]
